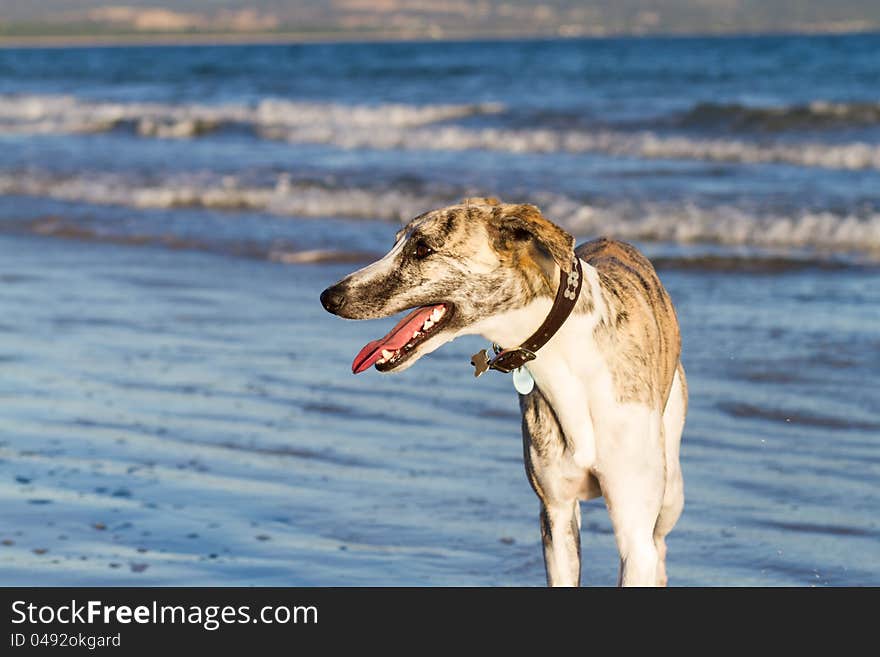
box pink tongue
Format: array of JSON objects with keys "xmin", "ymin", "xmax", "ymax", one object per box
[{"xmin": 352, "ymin": 305, "xmax": 440, "ymax": 374}]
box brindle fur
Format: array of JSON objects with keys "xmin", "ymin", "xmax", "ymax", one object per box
[
  {"xmin": 321, "ymin": 198, "xmax": 687, "ymax": 586},
  {"xmin": 325, "ymin": 199, "xmax": 580, "ymax": 338},
  {"xmin": 579, "ymin": 238, "xmax": 681, "ymax": 407}
]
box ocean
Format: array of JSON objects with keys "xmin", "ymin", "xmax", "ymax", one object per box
[{"xmin": 0, "ymin": 34, "xmax": 877, "ymax": 585}]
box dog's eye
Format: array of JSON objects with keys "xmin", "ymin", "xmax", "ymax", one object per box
[{"xmin": 413, "ymin": 241, "xmax": 433, "ymax": 260}]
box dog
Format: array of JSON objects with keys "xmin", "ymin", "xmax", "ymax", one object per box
[{"xmin": 320, "ymin": 197, "xmax": 686, "ymax": 586}]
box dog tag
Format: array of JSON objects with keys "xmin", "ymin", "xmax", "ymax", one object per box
[
  {"xmin": 512, "ymin": 366, "xmax": 534, "ymax": 395},
  {"xmin": 471, "ymin": 349, "xmax": 490, "ymax": 378}
]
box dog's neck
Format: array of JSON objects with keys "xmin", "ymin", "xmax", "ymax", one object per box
[
  {"xmin": 471, "ymin": 259, "xmax": 601, "ymax": 356},
  {"xmin": 471, "ymin": 257, "xmax": 605, "ymax": 468}
]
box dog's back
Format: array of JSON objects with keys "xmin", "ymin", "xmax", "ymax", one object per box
[{"xmin": 577, "ymin": 237, "xmax": 681, "ymax": 410}]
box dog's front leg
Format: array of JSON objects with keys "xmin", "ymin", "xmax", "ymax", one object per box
[
  {"xmin": 539, "ymin": 500, "xmax": 581, "ymax": 587},
  {"xmin": 521, "ymin": 389, "xmax": 584, "ymax": 587}
]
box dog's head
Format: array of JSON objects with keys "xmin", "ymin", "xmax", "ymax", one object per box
[{"xmin": 320, "ymin": 197, "xmax": 575, "ymax": 374}]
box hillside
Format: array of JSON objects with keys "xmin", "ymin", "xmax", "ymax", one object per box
[{"xmin": 2, "ymin": 1, "xmax": 879, "ymax": 40}]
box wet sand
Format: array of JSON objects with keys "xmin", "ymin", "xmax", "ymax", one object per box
[{"xmin": 0, "ymin": 232, "xmax": 878, "ymax": 585}]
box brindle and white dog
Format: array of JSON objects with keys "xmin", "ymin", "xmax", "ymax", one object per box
[{"xmin": 320, "ymin": 197, "xmax": 687, "ymax": 587}]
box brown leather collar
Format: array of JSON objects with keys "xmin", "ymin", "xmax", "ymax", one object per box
[{"xmin": 471, "ymin": 256, "xmax": 584, "ymax": 377}]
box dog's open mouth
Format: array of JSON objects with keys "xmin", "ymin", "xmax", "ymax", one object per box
[{"xmin": 352, "ymin": 303, "xmax": 454, "ymax": 374}]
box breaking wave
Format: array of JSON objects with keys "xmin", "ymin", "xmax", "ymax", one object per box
[
  {"xmin": 0, "ymin": 94, "xmax": 503, "ymax": 138},
  {"xmin": 3, "ymin": 95, "xmax": 880, "ymax": 171},
  {"xmin": 535, "ymin": 194, "xmax": 880, "ymax": 253},
  {"xmin": 263, "ymin": 123, "xmax": 880, "ymax": 171},
  {"xmin": 0, "ymin": 171, "xmax": 445, "ymax": 221},
  {"xmin": 2, "ymin": 170, "xmax": 880, "ymax": 253}
]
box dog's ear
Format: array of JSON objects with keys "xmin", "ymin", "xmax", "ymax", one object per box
[{"xmin": 492, "ymin": 204, "xmax": 576, "ymax": 274}]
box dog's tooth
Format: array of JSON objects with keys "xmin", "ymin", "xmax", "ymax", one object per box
[
  {"xmin": 423, "ymin": 319, "xmax": 434, "ymax": 330},
  {"xmin": 413, "ymin": 330, "xmax": 422, "ymax": 338},
  {"xmin": 381, "ymin": 349, "xmax": 393, "ymax": 360},
  {"xmin": 431, "ymin": 308, "xmax": 441, "ymax": 322}
]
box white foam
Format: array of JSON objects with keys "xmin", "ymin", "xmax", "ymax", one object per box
[
  {"xmin": 253, "ymin": 98, "xmax": 502, "ymax": 128},
  {"xmin": 2, "ymin": 170, "xmax": 879, "ymax": 253},
  {"xmin": 0, "ymin": 94, "xmax": 503, "ymax": 139},
  {"xmin": 3, "ymin": 94, "xmax": 879, "ymax": 171},
  {"xmin": 265, "ymin": 122, "xmax": 880, "ymax": 171},
  {"xmin": 0, "ymin": 171, "xmax": 439, "ymax": 222},
  {"xmin": 535, "ymin": 194, "xmax": 880, "ymax": 252}
]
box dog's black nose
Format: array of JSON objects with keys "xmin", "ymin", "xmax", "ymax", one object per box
[{"xmin": 320, "ymin": 286, "xmax": 347, "ymax": 314}]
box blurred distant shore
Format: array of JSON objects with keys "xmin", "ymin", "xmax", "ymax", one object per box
[
  {"xmin": 2, "ymin": 0, "xmax": 879, "ymax": 48},
  {"xmin": 0, "ymin": 29, "xmax": 544, "ymax": 49},
  {"xmin": 2, "ymin": 26, "xmax": 879, "ymax": 49}
]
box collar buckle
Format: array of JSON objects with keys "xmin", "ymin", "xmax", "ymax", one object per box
[
  {"xmin": 487, "ymin": 348, "xmax": 536, "ymax": 374},
  {"xmin": 471, "ymin": 347, "xmax": 537, "ymax": 377}
]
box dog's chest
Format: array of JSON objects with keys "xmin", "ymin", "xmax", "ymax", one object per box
[{"xmin": 526, "ymin": 325, "xmax": 611, "ymax": 470}]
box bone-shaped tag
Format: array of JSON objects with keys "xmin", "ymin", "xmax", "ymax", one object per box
[{"xmin": 470, "ymin": 349, "xmax": 490, "ymax": 378}]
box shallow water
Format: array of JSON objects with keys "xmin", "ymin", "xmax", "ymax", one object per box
[
  {"xmin": 0, "ymin": 35, "xmax": 878, "ymax": 585},
  {"xmin": 0, "ymin": 234, "xmax": 877, "ymax": 585}
]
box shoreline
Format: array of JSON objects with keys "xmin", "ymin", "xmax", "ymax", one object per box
[{"xmin": 0, "ymin": 27, "xmax": 878, "ymax": 50}]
